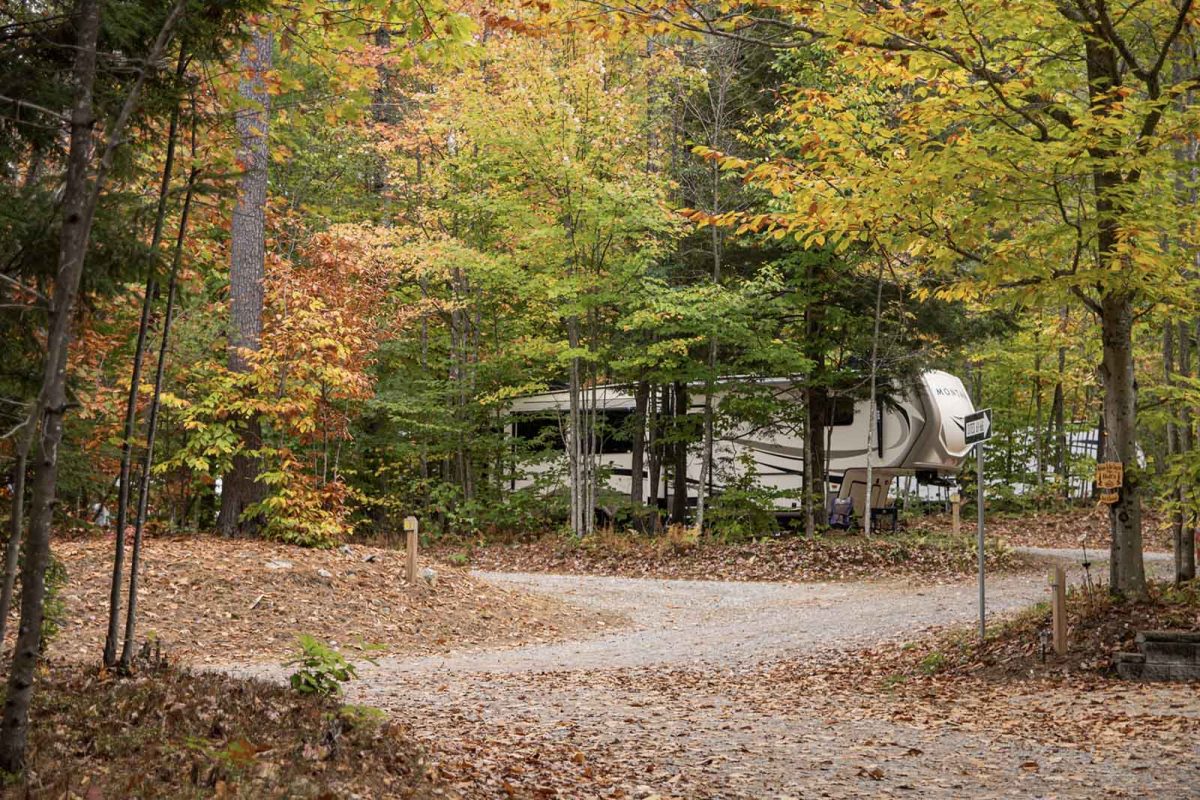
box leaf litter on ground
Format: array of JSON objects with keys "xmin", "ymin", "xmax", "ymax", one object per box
[{"xmin": 44, "ymin": 534, "xmax": 624, "ymax": 664}]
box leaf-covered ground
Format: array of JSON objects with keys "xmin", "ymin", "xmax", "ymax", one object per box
[
  {"xmin": 31, "ymin": 530, "xmax": 1195, "ymax": 798},
  {"xmin": 44, "ymin": 535, "xmax": 622, "ymax": 664},
  {"xmin": 430, "ymin": 527, "xmax": 1030, "ymax": 584},
  {"xmin": 430, "ymin": 505, "xmax": 1185, "ymax": 583},
  {"xmin": 920, "ymin": 506, "xmax": 1177, "ymax": 552},
  {"xmin": 5, "ymin": 661, "xmax": 438, "ymax": 799},
  {"xmin": 860, "ymin": 577, "xmax": 1200, "ymax": 682},
  {"xmin": 227, "ymin": 561, "xmax": 1199, "ymax": 798},
  {"xmin": 352, "ymin": 574, "xmax": 1200, "ymax": 798}
]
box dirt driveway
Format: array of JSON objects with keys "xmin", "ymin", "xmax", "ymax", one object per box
[{"xmin": 229, "ymin": 553, "xmax": 1199, "ymax": 798}]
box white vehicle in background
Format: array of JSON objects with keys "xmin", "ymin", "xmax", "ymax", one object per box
[{"xmin": 508, "ymin": 370, "xmax": 977, "ymax": 519}]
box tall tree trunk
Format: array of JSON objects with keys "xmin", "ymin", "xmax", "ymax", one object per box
[
  {"xmin": 802, "ymin": 258, "xmax": 828, "ymax": 538},
  {"xmin": 120, "ymin": 167, "xmax": 196, "ymax": 670},
  {"xmin": 103, "ymin": 84, "xmax": 183, "ymax": 668},
  {"xmin": 0, "ymin": 0, "xmax": 102, "ymax": 770},
  {"xmin": 1183, "ymin": 317, "xmax": 1200, "ymax": 581},
  {"xmin": 670, "ymin": 381, "xmax": 689, "ymax": 524},
  {"xmin": 217, "ymin": 28, "xmax": 272, "ymax": 537},
  {"xmin": 1033, "ymin": 347, "xmax": 1044, "ymax": 488},
  {"xmin": 648, "ymin": 384, "xmax": 661, "ymax": 509},
  {"xmin": 1080, "ymin": 27, "xmax": 1146, "ymax": 597},
  {"xmin": 805, "ymin": 385, "xmax": 829, "ymax": 538},
  {"xmin": 630, "ymin": 380, "xmax": 649, "ymax": 507},
  {"xmin": 1100, "ymin": 293, "xmax": 1146, "ymax": 596},
  {"xmin": 1177, "ymin": 321, "xmax": 1196, "ymax": 582},
  {"xmin": 0, "ymin": 414, "xmax": 35, "ymax": 648},
  {"xmin": 1165, "ymin": 323, "xmax": 1185, "ymax": 581},
  {"xmin": 864, "ymin": 260, "xmax": 885, "ymax": 536},
  {"xmin": 1051, "ymin": 309, "xmax": 1068, "ymax": 494},
  {"xmin": 585, "ymin": 370, "xmax": 597, "ymax": 536},
  {"xmin": 567, "ymin": 317, "xmax": 583, "ymax": 537}
]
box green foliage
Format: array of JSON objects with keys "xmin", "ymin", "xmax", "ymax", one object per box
[
  {"xmin": 338, "ymin": 703, "xmax": 388, "ymax": 732},
  {"xmin": 918, "ymin": 651, "xmax": 946, "ymax": 676},
  {"xmin": 41, "ymin": 554, "xmax": 68, "ymax": 648},
  {"xmin": 706, "ymin": 455, "xmax": 791, "ymax": 542},
  {"xmin": 284, "ymin": 635, "xmax": 367, "ymax": 697}
]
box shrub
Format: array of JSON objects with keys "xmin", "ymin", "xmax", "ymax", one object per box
[
  {"xmin": 41, "ymin": 553, "xmax": 68, "ymax": 647},
  {"xmin": 284, "ymin": 635, "xmax": 368, "ymax": 696},
  {"xmin": 706, "ymin": 454, "xmax": 789, "ymax": 542}
]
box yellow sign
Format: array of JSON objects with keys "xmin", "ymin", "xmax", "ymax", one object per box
[
  {"xmin": 1098, "ymin": 490, "xmax": 1120, "ymax": 505},
  {"xmin": 403, "ymin": 515, "xmax": 418, "ymax": 532},
  {"xmin": 1096, "ymin": 461, "xmax": 1123, "ymax": 490}
]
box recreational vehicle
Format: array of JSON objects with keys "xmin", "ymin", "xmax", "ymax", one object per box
[{"xmin": 508, "ymin": 370, "xmax": 977, "ymax": 520}]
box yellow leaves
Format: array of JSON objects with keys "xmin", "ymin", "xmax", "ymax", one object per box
[
  {"xmin": 691, "ymin": 145, "xmax": 750, "ymax": 171},
  {"xmin": 679, "ymin": 207, "xmax": 741, "ymax": 230}
]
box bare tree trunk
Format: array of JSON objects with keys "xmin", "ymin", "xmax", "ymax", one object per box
[
  {"xmin": 648, "ymin": 384, "xmax": 661, "ymax": 509},
  {"xmin": 0, "ymin": 0, "xmax": 102, "ymax": 769},
  {"xmin": 670, "ymin": 381, "xmax": 688, "ymax": 524},
  {"xmin": 0, "ymin": 415, "xmax": 35, "ymax": 648},
  {"xmin": 585, "ymin": 360, "xmax": 597, "ymax": 536},
  {"xmin": 1165, "ymin": 323, "xmax": 1185, "ymax": 581},
  {"xmin": 1100, "ymin": 293, "xmax": 1146, "ymax": 596},
  {"xmin": 630, "ymin": 380, "xmax": 649, "ymax": 506},
  {"xmin": 1177, "ymin": 321, "xmax": 1196, "ymax": 582},
  {"xmin": 1051, "ymin": 308, "xmax": 1068, "ymax": 493},
  {"xmin": 1033, "ymin": 347, "xmax": 1044, "ymax": 488},
  {"xmin": 119, "ymin": 167, "xmax": 195, "ymax": 670},
  {"xmin": 567, "ymin": 317, "xmax": 583, "ymax": 537},
  {"xmin": 103, "ymin": 82, "xmax": 183, "ymax": 668},
  {"xmin": 1080, "ymin": 31, "xmax": 1147, "ymax": 597},
  {"xmin": 864, "ymin": 260, "xmax": 884, "ymax": 536},
  {"xmin": 805, "ymin": 386, "xmax": 829, "ymax": 538},
  {"xmin": 802, "ymin": 258, "xmax": 828, "ymax": 539},
  {"xmin": 217, "ymin": 28, "xmax": 272, "ymax": 537}
]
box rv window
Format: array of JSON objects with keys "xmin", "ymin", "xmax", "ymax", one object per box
[
  {"xmin": 512, "ymin": 414, "xmax": 565, "ymax": 451},
  {"xmin": 830, "ymin": 398, "xmax": 854, "ymax": 427},
  {"xmin": 512, "ymin": 410, "xmax": 636, "ymax": 454},
  {"xmin": 597, "ymin": 409, "xmax": 634, "ymax": 454}
]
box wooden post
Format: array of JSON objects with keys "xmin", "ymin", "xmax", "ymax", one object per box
[
  {"xmin": 404, "ymin": 515, "xmax": 418, "ymax": 584},
  {"xmin": 951, "ymin": 492, "xmax": 961, "ymax": 535},
  {"xmin": 1049, "ymin": 566, "xmax": 1067, "ymax": 656}
]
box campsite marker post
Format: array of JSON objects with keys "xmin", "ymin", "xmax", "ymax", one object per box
[
  {"xmin": 1049, "ymin": 566, "xmax": 1067, "ymax": 655},
  {"xmin": 404, "ymin": 515, "xmax": 419, "ymax": 584},
  {"xmin": 964, "ymin": 409, "xmax": 993, "ymax": 641}
]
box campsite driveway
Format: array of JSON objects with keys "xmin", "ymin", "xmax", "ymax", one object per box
[
  {"xmin": 231, "ymin": 551, "xmax": 1199, "ymax": 798},
  {"xmin": 377, "ymin": 559, "xmax": 1095, "ymax": 674}
]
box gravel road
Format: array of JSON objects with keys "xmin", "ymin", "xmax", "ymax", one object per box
[
  {"xmin": 227, "ymin": 550, "xmax": 1197, "ymax": 798},
  {"xmin": 384, "ymin": 568, "xmax": 1062, "ymax": 674}
]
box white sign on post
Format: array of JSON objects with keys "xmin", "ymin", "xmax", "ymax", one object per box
[{"xmin": 964, "ymin": 407, "xmax": 993, "ymax": 641}]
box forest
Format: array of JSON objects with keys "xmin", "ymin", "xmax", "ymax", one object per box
[{"xmin": 1, "ymin": 0, "xmax": 1200, "ymax": 796}]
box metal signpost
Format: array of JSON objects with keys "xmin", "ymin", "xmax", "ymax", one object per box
[{"xmin": 964, "ymin": 408, "xmax": 993, "ymax": 641}]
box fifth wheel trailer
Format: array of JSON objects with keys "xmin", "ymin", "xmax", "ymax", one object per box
[{"xmin": 508, "ymin": 370, "xmax": 978, "ymax": 519}]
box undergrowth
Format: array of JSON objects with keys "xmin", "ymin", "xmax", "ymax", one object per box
[
  {"xmin": 9, "ymin": 661, "xmax": 434, "ymax": 798},
  {"xmin": 890, "ymin": 579, "xmax": 1200, "ymax": 682}
]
